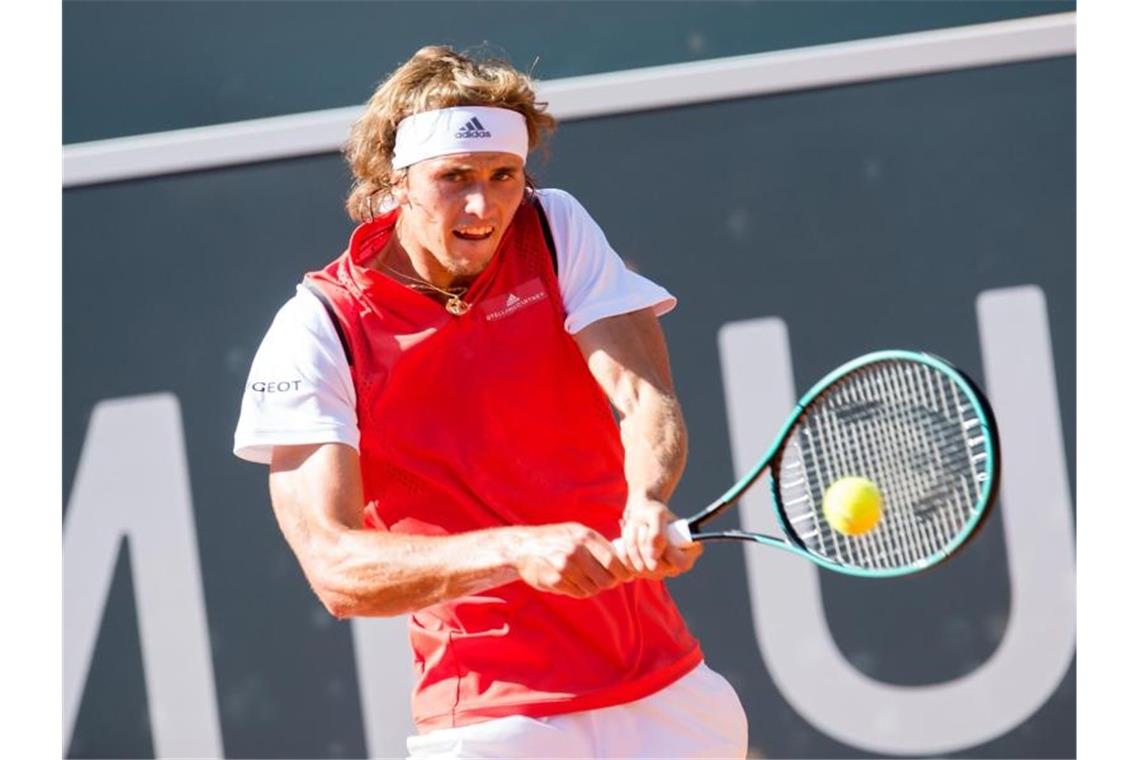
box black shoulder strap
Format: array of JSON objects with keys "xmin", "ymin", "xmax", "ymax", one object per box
[
  {"xmin": 302, "ymin": 280, "xmax": 354, "ymax": 367},
  {"xmin": 532, "ymin": 193, "xmax": 558, "ymax": 276}
]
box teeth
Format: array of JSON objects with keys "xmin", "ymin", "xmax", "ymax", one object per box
[{"xmin": 456, "ymin": 226, "xmax": 492, "ymax": 236}]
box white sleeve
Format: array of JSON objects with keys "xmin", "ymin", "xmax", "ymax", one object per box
[
  {"xmin": 233, "ymin": 285, "xmax": 359, "ymax": 465},
  {"xmin": 535, "ymin": 188, "xmax": 677, "ymax": 334}
]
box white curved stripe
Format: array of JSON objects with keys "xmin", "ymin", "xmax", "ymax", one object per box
[
  {"xmin": 63, "ymin": 12, "xmax": 1074, "ymax": 188},
  {"xmin": 717, "ymin": 286, "xmax": 1075, "ymax": 755},
  {"xmin": 64, "ymin": 106, "xmax": 362, "ymax": 189},
  {"xmin": 539, "ymin": 11, "xmax": 1074, "ymax": 120}
]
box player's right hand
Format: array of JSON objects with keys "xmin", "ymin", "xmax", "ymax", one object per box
[{"xmin": 511, "ymin": 522, "xmax": 634, "ymax": 598}]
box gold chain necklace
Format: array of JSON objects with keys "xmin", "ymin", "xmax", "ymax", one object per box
[{"xmin": 379, "ymin": 261, "xmax": 471, "ymax": 316}]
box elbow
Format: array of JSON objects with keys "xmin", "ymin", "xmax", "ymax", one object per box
[
  {"xmin": 306, "ymin": 551, "xmax": 370, "ymax": 619},
  {"xmin": 311, "ymin": 574, "xmax": 412, "ymax": 620},
  {"xmin": 304, "ymin": 532, "xmax": 385, "ymax": 619},
  {"xmin": 310, "ymin": 575, "xmax": 360, "ymax": 620},
  {"xmin": 302, "ymin": 532, "xmax": 429, "ymax": 619},
  {"xmin": 324, "ymin": 598, "xmax": 353, "ymax": 621},
  {"xmin": 317, "ymin": 587, "xmax": 358, "ymax": 620},
  {"xmin": 302, "ymin": 537, "xmax": 363, "ymax": 620}
]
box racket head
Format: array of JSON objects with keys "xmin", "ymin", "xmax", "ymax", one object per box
[{"xmin": 768, "ymin": 350, "xmax": 1000, "ymax": 577}]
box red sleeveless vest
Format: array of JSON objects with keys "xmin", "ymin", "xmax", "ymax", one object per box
[{"xmin": 305, "ymin": 200, "xmax": 701, "ymax": 730}]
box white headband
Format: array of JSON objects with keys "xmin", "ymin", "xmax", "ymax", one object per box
[{"xmin": 391, "ymin": 106, "xmax": 529, "ymax": 170}]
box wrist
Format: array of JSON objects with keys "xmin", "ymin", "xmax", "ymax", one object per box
[
  {"xmin": 623, "ymin": 493, "xmax": 671, "ymax": 518},
  {"xmin": 488, "ymin": 526, "xmax": 528, "ymax": 575}
]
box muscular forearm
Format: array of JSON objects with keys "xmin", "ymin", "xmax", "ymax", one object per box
[
  {"xmin": 305, "ymin": 524, "xmax": 524, "ymax": 619},
  {"xmin": 311, "ymin": 519, "xmax": 637, "ymax": 617},
  {"xmin": 614, "ymin": 385, "xmax": 701, "ymax": 578},
  {"xmin": 271, "ymin": 444, "xmax": 634, "ymax": 620},
  {"xmin": 618, "ymin": 386, "xmax": 688, "ymax": 504},
  {"xmin": 269, "ymin": 444, "xmax": 528, "ymax": 618},
  {"xmin": 574, "ymin": 308, "xmax": 689, "ymax": 508}
]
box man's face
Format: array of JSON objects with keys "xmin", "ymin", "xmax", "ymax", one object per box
[{"xmin": 393, "ymin": 151, "xmax": 527, "ymax": 283}]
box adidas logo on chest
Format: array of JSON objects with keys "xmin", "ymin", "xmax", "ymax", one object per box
[{"xmin": 482, "ymin": 278, "xmax": 548, "ymax": 321}]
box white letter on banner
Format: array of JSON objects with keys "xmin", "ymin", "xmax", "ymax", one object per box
[
  {"xmin": 64, "ymin": 394, "xmax": 223, "ymax": 758},
  {"xmin": 352, "ymin": 616, "xmax": 417, "ymax": 757},
  {"xmin": 717, "ymin": 286, "xmax": 1074, "ymax": 755}
]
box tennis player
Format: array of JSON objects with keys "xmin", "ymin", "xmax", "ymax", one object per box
[{"xmin": 234, "ymin": 45, "xmax": 747, "ymax": 758}]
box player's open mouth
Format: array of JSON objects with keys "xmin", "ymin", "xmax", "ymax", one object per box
[{"xmin": 453, "ymin": 226, "xmax": 494, "ymax": 241}]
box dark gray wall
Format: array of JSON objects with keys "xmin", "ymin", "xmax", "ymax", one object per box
[
  {"xmin": 64, "ymin": 52, "xmax": 1075, "ymax": 758},
  {"xmin": 64, "ymin": 0, "xmax": 1074, "ymax": 143}
]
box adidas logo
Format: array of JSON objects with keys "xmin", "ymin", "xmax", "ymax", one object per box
[
  {"xmin": 455, "ymin": 117, "xmax": 492, "ymax": 139},
  {"xmin": 485, "ymin": 288, "xmax": 548, "ymax": 321}
]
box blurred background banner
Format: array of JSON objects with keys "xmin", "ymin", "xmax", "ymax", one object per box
[{"xmin": 63, "ymin": 3, "xmax": 1075, "ymax": 758}]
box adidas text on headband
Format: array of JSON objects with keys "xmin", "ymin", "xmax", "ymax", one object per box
[{"xmin": 392, "ymin": 107, "xmax": 529, "ymax": 170}]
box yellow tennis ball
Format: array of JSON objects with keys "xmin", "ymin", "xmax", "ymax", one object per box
[{"xmin": 822, "ymin": 477, "xmax": 883, "ymax": 536}]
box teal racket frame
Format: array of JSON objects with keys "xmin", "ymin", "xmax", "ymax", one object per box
[{"xmin": 685, "ymin": 350, "xmax": 1001, "ymax": 578}]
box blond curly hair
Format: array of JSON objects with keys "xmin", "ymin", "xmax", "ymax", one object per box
[{"xmin": 344, "ymin": 46, "xmax": 557, "ymax": 222}]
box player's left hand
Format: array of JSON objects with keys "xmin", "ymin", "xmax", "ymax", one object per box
[{"xmin": 617, "ymin": 496, "xmax": 703, "ymax": 580}]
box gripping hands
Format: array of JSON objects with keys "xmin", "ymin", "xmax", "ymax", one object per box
[
  {"xmin": 510, "ymin": 508, "xmax": 702, "ymax": 599},
  {"xmin": 511, "ymin": 523, "xmax": 633, "ymax": 598}
]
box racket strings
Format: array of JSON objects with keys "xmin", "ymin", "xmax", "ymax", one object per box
[
  {"xmin": 853, "ymin": 364, "xmax": 981, "ymax": 563},
  {"xmin": 835, "ymin": 364, "xmax": 977, "ymax": 564},
  {"xmin": 777, "ymin": 360, "xmax": 990, "ymax": 570},
  {"xmin": 868, "ymin": 366, "xmax": 964, "ymax": 561}
]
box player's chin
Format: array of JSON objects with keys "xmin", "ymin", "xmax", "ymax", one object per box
[
  {"xmin": 449, "ymin": 251, "xmax": 498, "ymax": 275},
  {"xmin": 446, "ymin": 258, "xmax": 493, "ymax": 280}
]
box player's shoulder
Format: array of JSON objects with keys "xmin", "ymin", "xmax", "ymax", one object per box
[
  {"xmin": 250, "ymin": 284, "xmax": 347, "ymax": 371},
  {"xmin": 268, "ymin": 285, "xmax": 334, "ymax": 338},
  {"xmin": 533, "ymin": 187, "xmax": 588, "ymax": 217}
]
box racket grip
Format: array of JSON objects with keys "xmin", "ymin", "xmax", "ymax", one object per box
[{"xmin": 613, "ymin": 519, "xmax": 693, "ymax": 554}]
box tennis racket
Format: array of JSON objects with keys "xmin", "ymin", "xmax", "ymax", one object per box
[{"xmin": 620, "ymin": 350, "xmax": 1001, "ymax": 577}]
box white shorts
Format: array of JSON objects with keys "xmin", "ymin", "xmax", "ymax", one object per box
[{"xmin": 406, "ymin": 662, "xmax": 748, "ymax": 758}]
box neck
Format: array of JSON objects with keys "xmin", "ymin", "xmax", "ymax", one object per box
[{"xmin": 378, "ymin": 230, "xmax": 464, "ymax": 290}]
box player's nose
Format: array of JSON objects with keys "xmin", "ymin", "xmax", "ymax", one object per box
[{"xmin": 464, "ymin": 185, "xmax": 489, "ymax": 217}]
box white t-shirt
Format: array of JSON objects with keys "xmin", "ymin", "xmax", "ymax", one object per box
[{"xmin": 233, "ymin": 188, "xmax": 676, "ymax": 464}]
